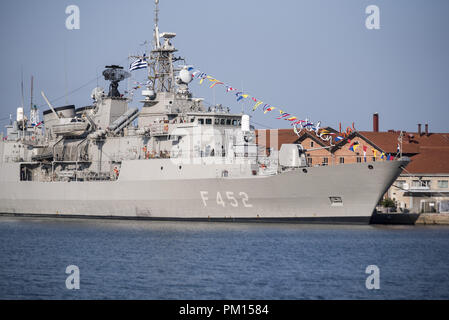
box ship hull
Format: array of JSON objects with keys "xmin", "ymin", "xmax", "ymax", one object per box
[{"xmin": 0, "ymin": 160, "xmax": 407, "ymax": 224}]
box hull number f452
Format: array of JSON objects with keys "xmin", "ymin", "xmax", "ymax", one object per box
[{"xmin": 200, "ymin": 191, "xmax": 253, "ymax": 208}]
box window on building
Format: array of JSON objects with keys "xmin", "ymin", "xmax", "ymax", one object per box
[
  {"xmin": 310, "ymin": 141, "xmax": 314, "ymax": 148},
  {"xmin": 339, "ymin": 157, "xmax": 344, "ymax": 164},
  {"xmin": 357, "ymin": 157, "xmax": 362, "ymax": 163},
  {"xmin": 396, "ymin": 180, "xmax": 406, "ymax": 189},
  {"xmin": 322, "ymin": 157, "xmax": 328, "ymax": 166},
  {"xmin": 205, "ymin": 118, "xmax": 212, "ymax": 125},
  {"xmin": 372, "ymin": 157, "xmax": 376, "ymax": 162},
  {"xmin": 438, "ymin": 180, "xmax": 448, "ymax": 188},
  {"xmin": 412, "ymin": 180, "xmax": 430, "ymax": 189},
  {"xmin": 307, "ymin": 157, "xmax": 313, "ymax": 166}
]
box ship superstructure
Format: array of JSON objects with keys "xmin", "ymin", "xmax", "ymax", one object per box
[{"xmin": 0, "ymin": 0, "xmax": 409, "ymax": 223}]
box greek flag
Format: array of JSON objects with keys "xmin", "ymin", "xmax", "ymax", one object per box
[{"xmin": 130, "ymin": 54, "xmax": 147, "ymax": 71}]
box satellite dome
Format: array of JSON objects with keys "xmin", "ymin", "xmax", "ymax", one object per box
[{"xmin": 179, "ymin": 68, "xmax": 193, "ymax": 84}]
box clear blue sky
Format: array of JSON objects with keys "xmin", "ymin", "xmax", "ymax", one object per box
[{"xmin": 1, "ymin": 0, "xmax": 448, "ymax": 133}]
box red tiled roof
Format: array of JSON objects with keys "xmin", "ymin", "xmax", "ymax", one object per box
[
  {"xmin": 406, "ymin": 149, "xmax": 449, "ymax": 174},
  {"xmin": 359, "ymin": 131, "xmax": 449, "ymax": 154}
]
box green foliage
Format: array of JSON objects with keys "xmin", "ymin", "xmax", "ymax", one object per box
[{"xmin": 380, "ymin": 198, "xmax": 396, "ymax": 208}]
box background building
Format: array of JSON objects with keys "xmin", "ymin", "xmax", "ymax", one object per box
[{"xmin": 256, "ymin": 114, "xmax": 449, "ymax": 213}]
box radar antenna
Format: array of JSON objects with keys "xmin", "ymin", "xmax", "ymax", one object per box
[{"xmin": 102, "ymin": 65, "xmax": 130, "ymax": 97}]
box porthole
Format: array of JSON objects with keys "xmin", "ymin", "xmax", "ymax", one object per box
[
  {"xmin": 303, "ymin": 168, "xmax": 308, "ymax": 173},
  {"xmin": 368, "ymin": 165, "xmax": 374, "ymax": 170},
  {"xmin": 161, "ymin": 166, "xmax": 164, "ymax": 170}
]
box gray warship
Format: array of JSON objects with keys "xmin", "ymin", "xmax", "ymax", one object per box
[{"xmin": 0, "ymin": 1, "xmax": 409, "ymax": 224}]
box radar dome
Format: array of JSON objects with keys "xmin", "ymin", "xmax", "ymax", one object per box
[{"xmin": 179, "ymin": 68, "xmax": 193, "ymax": 84}]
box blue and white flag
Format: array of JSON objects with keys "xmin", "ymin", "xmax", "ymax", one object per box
[{"xmin": 130, "ymin": 54, "xmax": 147, "ymax": 71}]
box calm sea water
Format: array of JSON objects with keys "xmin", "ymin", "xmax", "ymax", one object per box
[{"xmin": 0, "ymin": 216, "xmax": 448, "ymax": 300}]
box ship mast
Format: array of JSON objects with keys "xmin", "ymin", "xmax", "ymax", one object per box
[
  {"xmin": 153, "ymin": 0, "xmax": 160, "ymax": 50},
  {"xmin": 147, "ymin": 0, "xmax": 177, "ymax": 93}
]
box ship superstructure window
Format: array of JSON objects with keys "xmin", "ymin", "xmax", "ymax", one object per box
[
  {"xmin": 339, "ymin": 157, "xmax": 344, "ymax": 164},
  {"xmin": 198, "ymin": 118, "xmax": 204, "ymax": 125},
  {"xmin": 226, "ymin": 119, "xmax": 232, "ymax": 125},
  {"xmin": 215, "ymin": 118, "xmax": 220, "ymax": 125},
  {"xmin": 205, "ymin": 118, "xmax": 212, "ymax": 125},
  {"xmin": 329, "ymin": 196, "xmax": 343, "ymax": 206},
  {"xmin": 220, "ymin": 119, "xmax": 225, "ymax": 125},
  {"xmin": 438, "ymin": 180, "xmax": 448, "ymax": 188},
  {"xmin": 232, "ymin": 119, "xmax": 238, "ymax": 126}
]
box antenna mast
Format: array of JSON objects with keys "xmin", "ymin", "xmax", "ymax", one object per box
[
  {"xmin": 154, "ymin": 0, "xmax": 160, "ymax": 49},
  {"xmin": 30, "ymin": 76, "xmax": 39, "ymax": 125},
  {"xmin": 30, "ymin": 76, "xmax": 33, "ymax": 112},
  {"xmin": 20, "ymin": 68, "xmax": 24, "ymax": 109},
  {"xmin": 147, "ymin": 0, "xmax": 177, "ymax": 93}
]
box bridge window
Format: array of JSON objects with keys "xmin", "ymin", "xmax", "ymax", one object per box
[
  {"xmin": 205, "ymin": 118, "xmax": 212, "ymax": 125},
  {"xmin": 215, "ymin": 118, "xmax": 220, "ymax": 125},
  {"xmin": 220, "ymin": 119, "xmax": 225, "ymax": 125},
  {"xmin": 232, "ymin": 119, "xmax": 238, "ymax": 126},
  {"xmin": 198, "ymin": 118, "xmax": 204, "ymax": 125},
  {"xmin": 226, "ymin": 119, "xmax": 231, "ymax": 125}
]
